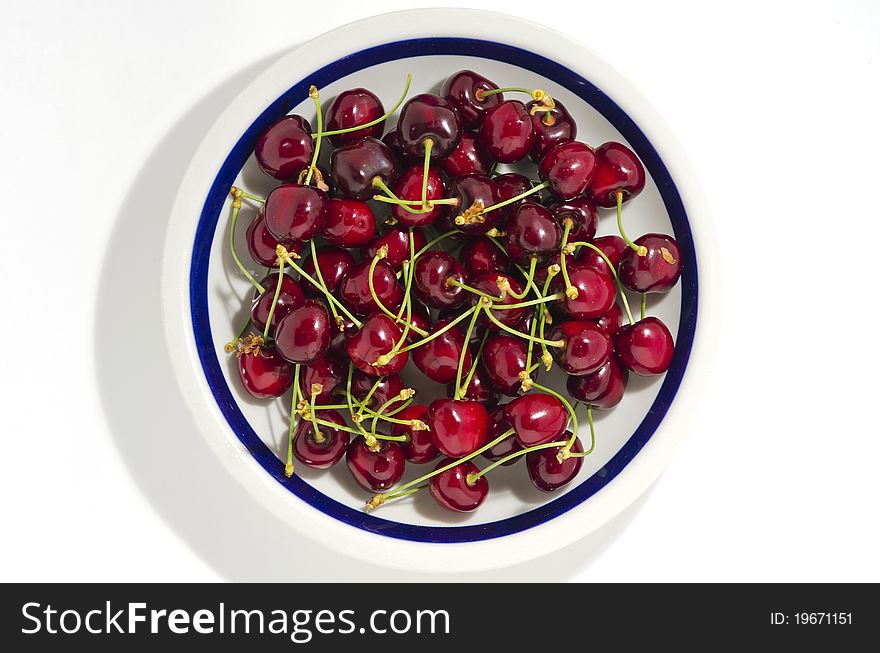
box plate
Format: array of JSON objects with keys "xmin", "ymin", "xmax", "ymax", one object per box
[{"xmin": 162, "ymin": 8, "xmax": 718, "ymax": 573}]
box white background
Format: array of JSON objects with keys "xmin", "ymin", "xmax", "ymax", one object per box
[{"xmin": 1, "ymin": 0, "xmax": 878, "ymax": 582}]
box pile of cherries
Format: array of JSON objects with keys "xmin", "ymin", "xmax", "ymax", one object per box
[{"xmin": 225, "ymin": 69, "xmax": 682, "ymax": 514}]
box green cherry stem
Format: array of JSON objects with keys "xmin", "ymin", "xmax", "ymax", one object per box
[
  {"xmin": 236, "ymin": 189, "xmax": 265, "ymax": 204},
  {"xmin": 285, "ymin": 365, "xmax": 302, "ymax": 477},
  {"xmin": 445, "ymin": 277, "xmax": 502, "ymax": 301},
  {"xmin": 313, "ymin": 73, "xmax": 412, "ymax": 138},
  {"xmin": 421, "ymin": 138, "xmax": 433, "ymax": 209},
  {"xmin": 484, "ymin": 308, "xmax": 565, "ymax": 348},
  {"xmin": 641, "ymin": 293, "xmax": 647, "ymax": 320},
  {"xmin": 466, "ymin": 439, "xmax": 570, "ymax": 484},
  {"xmin": 492, "ymin": 292, "xmax": 562, "ymax": 310},
  {"xmin": 415, "ymin": 230, "xmax": 460, "ymax": 258},
  {"xmin": 315, "ymin": 401, "xmax": 415, "ymax": 425},
  {"xmin": 224, "ymin": 316, "xmax": 253, "ymax": 353},
  {"xmin": 228, "ymin": 189, "xmax": 265, "ymax": 294},
  {"xmin": 374, "ymin": 195, "xmax": 459, "ymax": 207},
  {"xmin": 567, "ymin": 403, "xmax": 596, "ymax": 458},
  {"xmin": 278, "ymin": 247, "xmax": 363, "ymax": 329},
  {"xmin": 395, "ymin": 304, "xmax": 479, "ymax": 355},
  {"xmin": 567, "ymin": 241, "xmax": 635, "ymax": 325},
  {"xmin": 371, "ymin": 177, "xmax": 431, "ymax": 215},
  {"xmin": 368, "ymin": 248, "xmax": 429, "ymax": 338},
  {"xmin": 530, "ymin": 381, "xmax": 579, "ymax": 451},
  {"xmin": 309, "ymin": 383, "xmax": 323, "ymax": 443},
  {"xmin": 454, "ymin": 303, "xmax": 482, "ymax": 400},
  {"xmin": 501, "ymin": 258, "xmax": 535, "ymax": 300},
  {"xmin": 344, "ymin": 364, "xmax": 373, "ymax": 442},
  {"xmin": 616, "ymin": 190, "xmax": 646, "ymax": 255},
  {"xmin": 537, "ymin": 265, "xmax": 560, "ymax": 369},
  {"xmin": 310, "ymin": 239, "xmax": 340, "ymax": 326},
  {"xmin": 376, "ymin": 485, "xmax": 425, "ymax": 504},
  {"xmin": 459, "ymin": 328, "xmax": 489, "ymax": 397},
  {"xmin": 481, "ymin": 180, "xmax": 550, "ymax": 216},
  {"xmin": 304, "ymin": 86, "xmax": 322, "ymax": 187},
  {"xmin": 262, "ymin": 258, "xmax": 286, "ymax": 340},
  {"xmin": 370, "ymin": 394, "xmax": 417, "ymax": 442},
  {"xmin": 559, "ymin": 217, "xmax": 578, "ymax": 300}
]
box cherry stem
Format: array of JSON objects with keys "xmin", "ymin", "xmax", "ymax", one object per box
[
  {"xmin": 370, "ymin": 395, "xmax": 413, "ymax": 441},
  {"xmin": 237, "ymin": 189, "xmax": 265, "ymax": 204},
  {"xmin": 316, "ymin": 402, "xmax": 414, "ymax": 425},
  {"xmin": 344, "ymin": 364, "xmax": 373, "ymax": 441},
  {"xmin": 530, "ymin": 381, "xmax": 579, "ymax": 449},
  {"xmin": 285, "ymin": 365, "xmax": 301, "ymax": 477},
  {"xmin": 356, "ymin": 375, "xmax": 385, "ymax": 419},
  {"xmin": 568, "ymin": 241, "xmax": 635, "ymax": 325},
  {"xmin": 421, "ymin": 138, "xmax": 433, "ymax": 208},
  {"xmin": 378, "ymin": 485, "xmax": 425, "ymax": 504},
  {"xmin": 559, "ymin": 218, "xmax": 577, "ymax": 298},
  {"xmin": 524, "ymin": 297, "xmax": 540, "ymax": 376},
  {"xmin": 368, "ymin": 250, "xmax": 429, "ymax": 337},
  {"xmin": 505, "ymin": 258, "xmax": 535, "ymax": 300},
  {"xmin": 262, "ymin": 258, "xmax": 286, "ymax": 340},
  {"xmin": 616, "ymin": 190, "xmax": 646, "ymax": 255},
  {"xmin": 225, "ymin": 316, "xmax": 253, "ymax": 353},
  {"xmin": 371, "ymin": 177, "xmax": 432, "ymax": 215},
  {"xmin": 484, "ymin": 308, "xmax": 564, "ymax": 348},
  {"xmin": 304, "ymin": 86, "xmax": 322, "ymax": 186},
  {"xmin": 454, "ymin": 304, "xmax": 481, "ymax": 400},
  {"xmin": 374, "ymin": 196, "xmax": 459, "ymax": 206},
  {"xmin": 641, "ymin": 293, "xmax": 647, "ymax": 320},
  {"xmin": 396, "ymin": 304, "xmax": 478, "ymax": 355},
  {"xmin": 309, "ymin": 239, "xmax": 340, "ymax": 325},
  {"xmin": 459, "ymin": 329, "xmax": 489, "ymax": 398},
  {"xmin": 416, "ymin": 230, "xmax": 458, "ymax": 257},
  {"xmin": 392, "ymin": 230, "xmax": 417, "ymax": 351},
  {"xmin": 445, "ymin": 277, "xmax": 502, "ymax": 301},
  {"xmin": 309, "ymin": 384, "xmax": 323, "ymax": 443},
  {"xmin": 537, "ymin": 268, "xmax": 558, "ymax": 366},
  {"xmin": 278, "ymin": 248, "xmax": 363, "ymax": 329},
  {"xmin": 466, "ymin": 438, "xmax": 570, "ymax": 483},
  {"xmin": 567, "ymin": 403, "xmax": 596, "ymax": 457},
  {"xmin": 493, "ymin": 291, "xmax": 561, "ymax": 310},
  {"xmin": 227, "ymin": 190, "xmax": 265, "ymax": 294},
  {"xmin": 481, "ymin": 180, "xmax": 550, "ymax": 216},
  {"xmin": 312, "ymin": 73, "xmax": 412, "ymax": 138}
]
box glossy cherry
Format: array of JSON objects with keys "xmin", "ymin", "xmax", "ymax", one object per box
[
  {"xmin": 478, "ymin": 100, "xmax": 535, "ymax": 163},
  {"xmin": 392, "ymin": 405, "xmax": 439, "ymax": 464},
  {"xmin": 390, "ymin": 164, "xmax": 447, "ymax": 227},
  {"xmin": 428, "ymin": 398, "xmax": 489, "ymax": 458},
  {"xmin": 321, "ymin": 198, "xmax": 376, "ymax": 248},
  {"xmin": 397, "ymin": 93, "xmax": 462, "ymax": 158},
  {"xmin": 440, "ymin": 131, "xmax": 492, "ymax": 177},
  {"xmin": 547, "ymin": 196, "xmax": 598, "ymax": 243},
  {"xmin": 504, "ymin": 202, "xmax": 562, "ymax": 265},
  {"xmin": 459, "ymin": 237, "xmax": 508, "ymax": 278},
  {"xmin": 440, "ymin": 69, "xmax": 502, "ymax": 128},
  {"xmin": 553, "ymin": 262, "xmax": 616, "ymax": 319},
  {"xmin": 494, "ymin": 172, "xmax": 535, "ymax": 208},
  {"xmin": 324, "ymin": 87, "xmax": 384, "ymax": 147},
  {"xmin": 526, "ymin": 435, "xmax": 583, "ymax": 491},
  {"xmin": 338, "ymin": 259, "xmax": 403, "ymax": 315},
  {"xmin": 412, "ymin": 318, "xmax": 473, "ymax": 384},
  {"xmin": 381, "ymin": 129, "xmax": 417, "ymax": 166},
  {"xmin": 237, "ymin": 347, "xmax": 293, "ymax": 399},
  {"xmin": 299, "ymin": 354, "xmax": 345, "ymax": 403},
  {"xmin": 300, "ymin": 247, "xmax": 354, "ymax": 297},
  {"xmin": 293, "ymin": 410, "xmax": 349, "ymax": 469},
  {"xmin": 446, "ymin": 174, "xmax": 505, "ymax": 235},
  {"xmin": 577, "ymin": 235, "xmax": 627, "ymax": 276},
  {"xmin": 254, "ymin": 114, "xmax": 314, "ymax": 181},
  {"xmin": 346, "ymin": 437, "xmax": 406, "ymax": 492},
  {"xmin": 588, "ymin": 141, "xmax": 646, "ymax": 207},
  {"xmin": 362, "ymin": 227, "xmax": 427, "ymax": 272},
  {"xmin": 538, "ymin": 141, "xmax": 597, "ymax": 200},
  {"xmin": 429, "ymin": 459, "xmax": 488, "ymax": 512},
  {"xmin": 613, "ymin": 316, "xmax": 675, "ymax": 376},
  {"xmin": 246, "ymin": 208, "xmax": 299, "ymax": 268},
  {"xmin": 549, "ymin": 320, "xmax": 613, "ymax": 376},
  {"xmin": 480, "ymin": 334, "xmax": 528, "ymax": 396},
  {"xmin": 468, "ymin": 273, "xmax": 526, "ymax": 328},
  {"xmin": 504, "ymin": 393, "xmax": 569, "ymax": 447},
  {"xmin": 264, "ymin": 184, "xmax": 328, "ymax": 243},
  {"xmin": 349, "ymin": 371, "xmax": 405, "ymax": 410},
  {"xmin": 567, "ymin": 357, "xmax": 628, "ymax": 409},
  {"xmin": 413, "ymin": 251, "xmax": 467, "ymax": 310},
  {"xmin": 250, "ymin": 272, "xmax": 305, "ymax": 333},
  {"xmin": 330, "ymin": 137, "xmax": 398, "ymax": 200},
  {"xmin": 527, "ymin": 99, "xmax": 576, "ymax": 161},
  {"xmin": 274, "ymin": 299, "xmax": 331, "ymax": 364},
  {"xmin": 482, "ymin": 407, "xmax": 522, "ymax": 465},
  {"xmin": 448, "ymin": 365, "xmax": 500, "ymax": 409},
  {"xmin": 618, "ymin": 233, "xmax": 683, "ymax": 293},
  {"xmin": 594, "ymin": 302, "xmax": 624, "ymax": 338},
  {"xmin": 346, "ymin": 313, "xmax": 408, "ymax": 376}
]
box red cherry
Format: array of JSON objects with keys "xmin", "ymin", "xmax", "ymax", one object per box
[
  {"xmin": 549, "ymin": 320, "xmax": 613, "ymax": 376},
  {"xmin": 349, "ymin": 371, "xmax": 405, "ymax": 411},
  {"xmin": 264, "ymin": 183, "xmax": 328, "ymax": 243},
  {"xmin": 250, "ymin": 273, "xmax": 305, "ymax": 333},
  {"xmin": 321, "ymin": 198, "xmax": 376, "ymax": 248},
  {"xmin": 618, "ymin": 233, "xmax": 682, "ymax": 293},
  {"xmin": 392, "ymin": 405, "xmax": 439, "ymax": 464},
  {"xmin": 567, "ymin": 357, "xmax": 628, "ymax": 409},
  {"xmin": 299, "ymin": 247, "xmax": 354, "ymax": 297},
  {"xmin": 468, "ymin": 273, "xmax": 526, "ymax": 329},
  {"xmin": 494, "ymin": 172, "xmax": 536, "ymax": 208},
  {"xmin": 413, "ymin": 251, "xmax": 467, "ymax": 310},
  {"xmin": 324, "ymin": 88, "xmax": 384, "ymax": 147},
  {"xmin": 246, "ymin": 208, "xmax": 299, "ymax": 268},
  {"xmin": 299, "ymin": 355, "xmax": 345, "ymax": 403},
  {"xmin": 330, "ymin": 137, "xmax": 398, "ymax": 201},
  {"xmin": 345, "ymin": 313, "xmax": 408, "ymax": 376},
  {"xmin": 447, "ymin": 366, "xmax": 500, "ymax": 409},
  {"xmin": 429, "ymin": 459, "xmax": 488, "ymax": 512},
  {"xmin": 482, "ymin": 407, "xmax": 522, "ymax": 465},
  {"xmin": 381, "ymin": 129, "xmax": 417, "ymax": 166},
  {"xmin": 445, "ymin": 174, "xmax": 505, "ymax": 235},
  {"xmin": 362, "ymin": 227, "xmax": 427, "ymax": 272},
  {"xmin": 526, "ymin": 435, "xmax": 583, "ymax": 491},
  {"xmin": 428, "ymin": 398, "xmax": 489, "ymax": 458},
  {"xmin": 397, "ymin": 93, "xmax": 463, "ymax": 158},
  {"xmin": 588, "ymin": 141, "xmax": 646, "ymax": 208},
  {"xmin": 538, "ymin": 141, "xmax": 597, "ymax": 200},
  {"xmin": 345, "ymin": 437, "xmax": 406, "ymax": 492},
  {"xmin": 439, "ymin": 131, "xmax": 492, "ymax": 177},
  {"xmin": 293, "ymin": 410, "xmax": 349, "ymax": 469},
  {"xmin": 440, "ymin": 70, "xmax": 502, "ymax": 128},
  {"xmin": 504, "ymin": 202, "xmax": 562, "ymax": 266},
  {"xmin": 338, "ymin": 259, "xmax": 403, "ymax": 315},
  {"xmin": 478, "ymin": 100, "xmax": 535, "ymax": 163},
  {"xmin": 390, "ymin": 164, "xmax": 447, "ymax": 227},
  {"xmin": 576, "ymin": 235, "xmax": 627, "ymax": 276},
  {"xmin": 412, "ymin": 318, "xmax": 473, "ymax": 384},
  {"xmin": 553, "ymin": 263, "xmax": 616, "ymax": 319},
  {"xmin": 459, "ymin": 237, "xmax": 508, "ymax": 278},
  {"xmin": 503, "ymin": 393, "xmax": 569, "ymax": 447},
  {"xmin": 613, "ymin": 316, "xmax": 675, "ymax": 376},
  {"xmin": 237, "ymin": 347, "xmax": 293, "ymax": 399},
  {"xmin": 328, "ymin": 315, "xmax": 356, "ymax": 357},
  {"xmin": 547, "ymin": 196, "xmax": 598, "ymax": 243},
  {"xmin": 593, "ymin": 302, "xmax": 624, "ymax": 338},
  {"xmin": 254, "ymin": 115, "xmax": 314, "ymax": 181},
  {"xmin": 480, "ymin": 334, "xmax": 528, "ymax": 396},
  {"xmin": 527, "ymin": 99, "xmax": 576, "ymax": 161},
  {"xmin": 274, "ymin": 299, "xmax": 331, "ymax": 364}
]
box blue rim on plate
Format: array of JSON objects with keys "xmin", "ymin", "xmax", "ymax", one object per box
[{"xmin": 190, "ymin": 38, "xmax": 698, "ymax": 543}]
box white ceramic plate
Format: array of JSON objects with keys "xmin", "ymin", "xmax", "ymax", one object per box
[{"xmin": 162, "ymin": 8, "xmax": 718, "ymax": 573}]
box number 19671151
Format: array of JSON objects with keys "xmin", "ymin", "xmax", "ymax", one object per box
[{"xmin": 770, "ymin": 612, "xmax": 852, "ymax": 625}]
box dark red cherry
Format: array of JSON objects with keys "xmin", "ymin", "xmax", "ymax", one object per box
[
  {"xmin": 246, "ymin": 208, "xmax": 300, "ymax": 268},
  {"xmin": 338, "ymin": 259, "xmax": 403, "ymax": 315},
  {"xmin": 613, "ymin": 316, "xmax": 675, "ymax": 376},
  {"xmin": 593, "ymin": 302, "xmax": 624, "ymax": 338},
  {"xmin": 553, "ymin": 263, "xmax": 616, "ymax": 319},
  {"xmin": 324, "ymin": 87, "xmax": 384, "ymax": 147},
  {"xmin": 362, "ymin": 227, "xmax": 427, "ymax": 272},
  {"xmin": 349, "ymin": 371, "xmax": 405, "ymax": 411},
  {"xmin": 330, "ymin": 137, "xmax": 398, "ymax": 201},
  {"xmin": 299, "ymin": 354, "xmax": 345, "ymax": 402},
  {"xmin": 346, "ymin": 313, "xmax": 408, "ymax": 376},
  {"xmin": 504, "ymin": 393, "xmax": 569, "ymax": 447},
  {"xmin": 526, "ymin": 435, "xmax": 583, "ymax": 491},
  {"xmin": 254, "ymin": 114, "xmax": 314, "ymax": 181},
  {"xmin": 413, "ymin": 251, "xmax": 467, "ymax": 310},
  {"xmin": 447, "ymin": 365, "xmax": 499, "ymax": 409},
  {"xmin": 397, "ymin": 93, "xmax": 462, "ymax": 158},
  {"xmin": 299, "ymin": 247, "xmax": 354, "ymax": 297},
  {"xmin": 440, "ymin": 131, "xmax": 492, "ymax": 177},
  {"xmin": 460, "ymin": 237, "xmax": 508, "ymax": 278},
  {"xmin": 250, "ymin": 272, "xmax": 305, "ymax": 333},
  {"xmin": 482, "ymin": 407, "xmax": 522, "ymax": 465},
  {"xmin": 345, "ymin": 437, "xmax": 405, "ymax": 492},
  {"xmin": 527, "ymin": 99, "xmax": 576, "ymax": 161},
  {"xmin": 429, "ymin": 459, "xmax": 488, "ymax": 512},
  {"xmin": 577, "ymin": 235, "xmax": 627, "ymax": 276},
  {"xmin": 504, "ymin": 202, "xmax": 562, "ymax": 265},
  {"xmin": 428, "ymin": 398, "xmax": 489, "ymax": 458},
  {"xmin": 274, "ymin": 299, "xmax": 331, "ymax": 364},
  {"xmin": 412, "ymin": 318, "xmax": 472, "ymax": 384},
  {"xmin": 547, "ymin": 196, "xmax": 598, "ymax": 243},
  {"xmin": 469, "ymin": 273, "xmax": 526, "ymax": 328},
  {"xmin": 440, "ymin": 70, "xmax": 502, "ymax": 129},
  {"xmin": 589, "ymin": 141, "xmax": 646, "ymax": 207},
  {"xmin": 321, "ymin": 198, "xmax": 376, "ymax": 248},
  {"xmin": 567, "ymin": 357, "xmax": 628, "ymax": 409},
  {"xmin": 264, "ymin": 184, "xmax": 328, "ymax": 243},
  {"xmin": 539, "ymin": 141, "xmax": 597, "ymax": 200},
  {"xmin": 381, "ymin": 129, "xmax": 417, "ymax": 166},
  {"xmin": 618, "ymin": 233, "xmax": 682, "ymax": 293},
  {"xmin": 549, "ymin": 320, "xmax": 613, "ymax": 375},
  {"xmin": 446, "ymin": 174, "xmax": 505, "ymax": 235},
  {"xmin": 478, "ymin": 100, "xmax": 535, "ymax": 163},
  {"xmin": 293, "ymin": 410, "xmax": 349, "ymax": 469},
  {"xmin": 494, "ymin": 172, "xmax": 536, "ymax": 208},
  {"xmin": 390, "ymin": 164, "xmax": 447, "ymax": 227},
  {"xmin": 481, "ymin": 334, "xmax": 528, "ymax": 396},
  {"xmin": 237, "ymin": 346, "xmax": 293, "ymax": 399},
  {"xmin": 392, "ymin": 405, "xmax": 438, "ymax": 464}
]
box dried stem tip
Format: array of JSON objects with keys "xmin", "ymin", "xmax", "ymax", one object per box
[
  {"xmin": 284, "ymin": 462, "xmax": 295, "ymax": 477},
  {"xmin": 366, "ymin": 495, "xmax": 385, "ymax": 511},
  {"xmin": 565, "ymin": 286, "xmax": 579, "ymax": 300},
  {"xmin": 541, "ymin": 352, "xmax": 554, "ymax": 371},
  {"xmin": 310, "ymin": 383, "xmax": 324, "ymax": 397},
  {"xmin": 308, "ymin": 85, "xmax": 319, "ymax": 99}
]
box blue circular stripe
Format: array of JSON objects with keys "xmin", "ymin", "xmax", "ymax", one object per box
[{"xmin": 189, "ymin": 38, "xmax": 698, "ymax": 543}]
